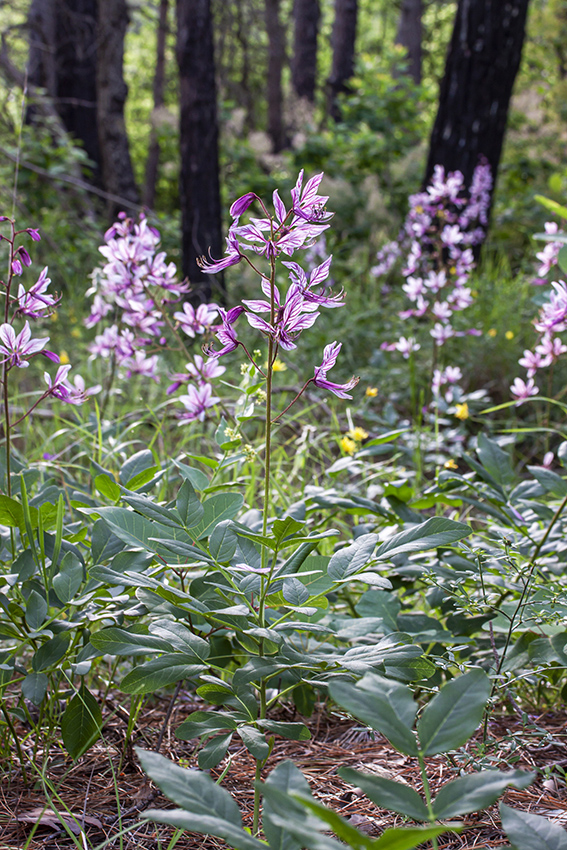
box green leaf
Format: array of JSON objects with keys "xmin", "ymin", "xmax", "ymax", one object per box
[
  {"xmin": 329, "ymin": 673, "xmax": 418, "ymax": 755},
  {"xmin": 90, "ymin": 627, "xmax": 172, "ymax": 656},
  {"xmin": 417, "ymin": 669, "xmax": 490, "ymax": 756},
  {"xmin": 327, "ymin": 534, "xmax": 378, "ymax": 581},
  {"xmin": 91, "ymin": 518, "xmax": 124, "ymax": 563},
  {"xmin": 372, "ymin": 826, "xmax": 458, "ymax": 850},
  {"xmin": 119, "ymin": 450, "xmax": 155, "ymax": 486},
  {"xmin": 32, "ymin": 633, "xmax": 70, "ymax": 671},
  {"xmin": 173, "ymin": 460, "xmax": 210, "ymax": 491},
  {"xmin": 61, "ymin": 685, "xmax": 102, "ymax": 759},
  {"xmin": 432, "ymin": 770, "xmax": 534, "ymax": 819},
  {"xmin": 263, "ymin": 761, "xmax": 311, "ymax": 850},
  {"xmin": 0, "ymin": 494, "xmax": 26, "ymax": 530},
  {"xmin": 176, "ymin": 711, "xmax": 239, "ymax": 739},
  {"xmin": 137, "ymin": 749, "xmax": 265, "ymax": 850},
  {"xmin": 535, "ymin": 194, "xmax": 567, "ymax": 221},
  {"xmin": 148, "ymin": 620, "xmax": 210, "ymax": 661},
  {"xmin": 272, "ymin": 517, "xmax": 304, "ymax": 543},
  {"xmin": 209, "ymin": 520, "xmax": 238, "ymax": 562},
  {"xmin": 260, "ymin": 782, "xmax": 345, "ymax": 850},
  {"xmin": 122, "ymin": 495, "xmax": 183, "ymax": 528},
  {"xmin": 289, "ymin": 793, "xmax": 376, "ymax": 850},
  {"xmin": 198, "ymin": 732, "xmax": 232, "ymax": 769},
  {"xmin": 120, "ymin": 655, "xmax": 205, "ymax": 694},
  {"xmin": 95, "ymin": 507, "xmax": 206, "ymax": 563},
  {"xmin": 500, "ymin": 802, "xmax": 567, "ymax": 850},
  {"xmin": 476, "ymin": 434, "xmax": 515, "ymax": 488},
  {"xmin": 126, "ymin": 467, "xmax": 160, "ymax": 491},
  {"xmin": 375, "ymin": 517, "xmax": 470, "ymax": 561},
  {"xmin": 339, "ymin": 768, "xmax": 429, "ymax": 821},
  {"xmin": 94, "ymin": 473, "xmax": 120, "ymax": 501},
  {"xmin": 25, "ymin": 590, "xmax": 47, "ymax": 631},
  {"xmin": 259, "ymin": 720, "xmax": 311, "ymax": 740},
  {"xmin": 356, "ymin": 590, "xmax": 401, "ymax": 632},
  {"xmin": 190, "ymin": 493, "xmax": 245, "ymax": 540},
  {"xmin": 52, "ymin": 552, "xmax": 83, "ymax": 603},
  {"xmin": 527, "ymin": 466, "xmax": 567, "ymax": 497},
  {"xmin": 176, "ymin": 478, "xmax": 205, "ymax": 528},
  {"xmin": 282, "ymin": 576, "xmax": 311, "ymax": 606},
  {"xmin": 239, "ymin": 726, "xmax": 270, "ymax": 760},
  {"xmin": 21, "ymin": 672, "xmax": 48, "ymax": 706}
]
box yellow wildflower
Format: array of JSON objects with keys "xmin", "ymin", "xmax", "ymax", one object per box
[
  {"xmin": 347, "ymin": 427, "xmax": 369, "ymax": 442},
  {"xmin": 265, "ymin": 358, "xmax": 287, "ymax": 372},
  {"xmin": 71, "ymin": 328, "xmax": 81, "ymax": 338},
  {"xmin": 59, "ymin": 350, "xmax": 70, "ymax": 365},
  {"xmin": 365, "ymin": 386, "xmax": 378, "ymax": 397},
  {"xmin": 444, "ymin": 459, "xmax": 458, "ymax": 469},
  {"xmin": 50, "ymin": 311, "xmax": 59, "ymax": 322},
  {"xmin": 340, "ymin": 436, "xmax": 357, "ymax": 455},
  {"xmin": 505, "ymin": 330, "xmax": 514, "ymax": 340},
  {"xmin": 455, "ymin": 402, "xmax": 469, "ymax": 420},
  {"xmin": 487, "ymin": 328, "xmax": 497, "ymax": 338}
]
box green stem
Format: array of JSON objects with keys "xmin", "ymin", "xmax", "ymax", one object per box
[
  {"xmin": 1, "ymin": 702, "xmax": 28, "ymax": 785},
  {"xmin": 417, "ymin": 750, "xmax": 438, "ymax": 850}
]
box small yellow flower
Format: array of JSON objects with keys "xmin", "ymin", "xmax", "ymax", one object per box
[
  {"xmin": 444, "ymin": 459, "xmax": 458, "ymax": 469},
  {"xmin": 50, "ymin": 311, "xmax": 59, "ymax": 322},
  {"xmin": 505, "ymin": 330, "xmax": 514, "ymax": 340},
  {"xmin": 471, "ymin": 290, "xmax": 478, "ymax": 297},
  {"xmin": 266, "ymin": 358, "xmax": 287, "ymax": 372},
  {"xmin": 340, "ymin": 436, "xmax": 357, "ymax": 455},
  {"xmin": 71, "ymin": 328, "xmax": 81, "ymax": 338},
  {"xmin": 455, "ymin": 402, "xmax": 469, "ymax": 420},
  {"xmin": 59, "ymin": 350, "xmax": 70, "ymax": 365},
  {"xmin": 365, "ymin": 386, "xmax": 378, "ymax": 397},
  {"xmin": 487, "ymin": 328, "xmax": 497, "ymax": 338},
  {"xmin": 347, "ymin": 426, "xmax": 369, "ymax": 442},
  {"xmin": 450, "ymin": 266, "xmax": 457, "ymax": 275}
]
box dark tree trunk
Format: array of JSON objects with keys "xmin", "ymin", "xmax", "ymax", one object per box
[
  {"xmin": 291, "ymin": 0, "xmax": 320, "ymax": 102},
  {"xmin": 176, "ymin": 0, "xmax": 223, "ymax": 302},
  {"xmin": 327, "ymin": 0, "xmax": 358, "ymax": 121},
  {"xmin": 96, "ymin": 0, "xmax": 139, "ymax": 217},
  {"xmin": 265, "ymin": 0, "xmax": 286, "ymax": 152},
  {"xmin": 143, "ymin": 0, "xmax": 169, "ymax": 209},
  {"xmin": 395, "ymin": 0, "xmax": 422, "ymax": 84},
  {"xmin": 27, "ymin": 0, "xmax": 102, "ymax": 184},
  {"xmin": 424, "ymin": 0, "xmax": 531, "ymax": 215}
]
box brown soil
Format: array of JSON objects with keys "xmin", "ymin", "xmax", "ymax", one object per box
[{"xmin": 1, "ymin": 692, "xmax": 567, "ymax": 850}]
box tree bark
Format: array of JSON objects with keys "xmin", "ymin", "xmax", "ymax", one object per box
[
  {"xmin": 265, "ymin": 0, "xmax": 287, "ymax": 151},
  {"xmin": 291, "ymin": 0, "xmax": 320, "ymax": 102},
  {"xmin": 327, "ymin": 0, "xmax": 358, "ymax": 121},
  {"xmin": 424, "ymin": 0, "xmax": 531, "ymax": 212},
  {"xmin": 395, "ymin": 0, "xmax": 422, "ymax": 84},
  {"xmin": 176, "ymin": 0, "xmax": 223, "ymax": 302},
  {"xmin": 143, "ymin": 0, "xmax": 169, "ymax": 209},
  {"xmin": 96, "ymin": 0, "xmax": 139, "ymax": 217}
]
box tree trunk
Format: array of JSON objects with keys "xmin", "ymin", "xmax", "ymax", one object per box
[
  {"xmin": 327, "ymin": 0, "xmax": 358, "ymax": 121},
  {"xmin": 265, "ymin": 0, "xmax": 286, "ymax": 151},
  {"xmin": 395, "ymin": 0, "xmax": 422, "ymax": 84},
  {"xmin": 27, "ymin": 0, "xmax": 57, "ymax": 96},
  {"xmin": 143, "ymin": 0, "xmax": 169, "ymax": 209},
  {"xmin": 424, "ymin": 0, "xmax": 531, "ymax": 215},
  {"xmin": 176, "ymin": 0, "xmax": 223, "ymax": 302},
  {"xmin": 291, "ymin": 0, "xmax": 320, "ymax": 102},
  {"xmin": 96, "ymin": 0, "xmax": 139, "ymax": 217}
]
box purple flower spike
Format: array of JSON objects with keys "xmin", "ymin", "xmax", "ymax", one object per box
[
  {"xmin": 230, "ymin": 192, "xmax": 258, "ymax": 219},
  {"xmin": 313, "ymin": 341, "xmax": 359, "ymax": 399},
  {"xmin": 26, "ymin": 229, "xmax": 41, "ymax": 242},
  {"xmin": 17, "ymin": 247, "xmax": 32, "ymax": 267},
  {"xmin": 209, "ymin": 307, "xmax": 242, "ymax": 356},
  {"xmin": 0, "ymin": 322, "xmax": 50, "ymax": 368},
  {"xmin": 199, "ymin": 229, "xmax": 242, "ymax": 274}
]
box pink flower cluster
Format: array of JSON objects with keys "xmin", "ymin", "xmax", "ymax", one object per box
[
  {"xmin": 511, "ymin": 220, "xmax": 567, "ymax": 404},
  {"xmin": 200, "ymin": 171, "xmax": 358, "ymax": 402},
  {"xmin": 0, "ymin": 218, "xmax": 94, "ymax": 406},
  {"xmin": 375, "ymin": 163, "xmax": 492, "ymax": 399}
]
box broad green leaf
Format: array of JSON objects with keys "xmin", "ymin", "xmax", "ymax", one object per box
[
  {"xmin": 32, "ymin": 633, "xmax": 70, "ymax": 671},
  {"xmin": 232, "ymin": 657, "xmax": 286, "ymax": 686},
  {"xmin": 94, "ymin": 473, "xmax": 120, "ymax": 501},
  {"xmin": 176, "ymin": 478, "xmax": 204, "ymax": 528},
  {"xmin": 527, "ymin": 466, "xmax": 567, "ymax": 497},
  {"xmin": 190, "ymin": 493, "xmax": 245, "ymax": 540},
  {"xmin": 339, "ymin": 768, "xmax": 429, "ymax": 821},
  {"xmin": 21, "ymin": 672, "xmax": 48, "ymax": 706},
  {"xmin": 375, "ymin": 517, "xmax": 470, "ymax": 561},
  {"xmin": 289, "ymin": 793, "xmax": 376, "ymax": 850},
  {"xmin": 119, "ymin": 450, "xmax": 155, "ymax": 486},
  {"xmin": 198, "ymin": 732, "xmax": 232, "ymax": 769},
  {"xmin": 272, "ymin": 517, "xmax": 304, "ymax": 543},
  {"xmin": 372, "ymin": 826, "xmax": 458, "ymax": 850},
  {"xmin": 120, "ymin": 655, "xmax": 205, "ymax": 694},
  {"xmin": 90, "ymin": 627, "xmax": 172, "ymax": 656},
  {"xmin": 61, "ymin": 685, "xmax": 102, "ymax": 759},
  {"xmin": 239, "ymin": 725, "xmax": 270, "ymax": 760},
  {"xmin": 417, "ymin": 669, "xmax": 490, "ymax": 755},
  {"xmin": 476, "ymin": 434, "xmax": 515, "ymax": 488},
  {"xmin": 263, "ymin": 761, "xmax": 311, "ymax": 850},
  {"xmin": 283, "ymin": 576, "xmax": 311, "ymax": 606},
  {"xmin": 148, "ymin": 619, "xmax": 210, "ymax": 661},
  {"xmin": 209, "ymin": 520, "xmax": 238, "ymax": 562},
  {"xmin": 558, "ymin": 245, "xmax": 567, "ymax": 275},
  {"xmin": 25, "ymin": 590, "xmax": 47, "ymax": 631},
  {"xmin": 173, "ymin": 460, "xmax": 210, "ymax": 491},
  {"xmin": 122, "ymin": 495, "xmax": 183, "ymax": 528},
  {"xmin": 535, "ymin": 194, "xmax": 567, "ymax": 221},
  {"xmin": 329, "ymin": 673, "xmax": 418, "ymax": 755},
  {"xmin": 500, "ymin": 803, "xmax": 567, "ymax": 850},
  {"xmin": 327, "ymin": 534, "xmax": 378, "ymax": 581},
  {"xmin": 0, "ymin": 495, "xmax": 27, "ymax": 530},
  {"xmin": 52, "ymin": 552, "xmax": 83, "ymax": 603},
  {"xmin": 96, "ymin": 507, "xmax": 205, "ymax": 563},
  {"xmin": 356, "ymin": 589, "xmax": 401, "ymax": 632},
  {"xmin": 91, "ymin": 518, "xmax": 125, "ymax": 563},
  {"xmin": 126, "ymin": 467, "xmax": 160, "ymax": 491},
  {"xmin": 259, "ymin": 720, "xmax": 311, "ymax": 740},
  {"xmin": 260, "ymin": 783, "xmax": 349, "ymax": 850},
  {"xmin": 176, "ymin": 711, "xmax": 239, "ymax": 739},
  {"xmin": 432, "ymin": 769, "xmax": 534, "ymax": 819}
]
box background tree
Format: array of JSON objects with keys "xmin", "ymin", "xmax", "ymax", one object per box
[
  {"xmin": 291, "ymin": 0, "xmax": 320, "ymax": 103},
  {"xmin": 327, "ymin": 0, "xmax": 358, "ymax": 121},
  {"xmin": 265, "ymin": 0, "xmax": 287, "ymax": 151},
  {"xmin": 143, "ymin": 0, "xmax": 169, "ymax": 208},
  {"xmin": 424, "ymin": 0, "xmax": 531, "ymax": 222},
  {"xmin": 395, "ymin": 0, "xmax": 422, "ymax": 84},
  {"xmin": 177, "ymin": 0, "xmax": 223, "ymax": 302}
]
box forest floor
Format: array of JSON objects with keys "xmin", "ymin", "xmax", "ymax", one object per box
[{"xmin": 1, "ymin": 691, "xmax": 567, "ymax": 850}]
